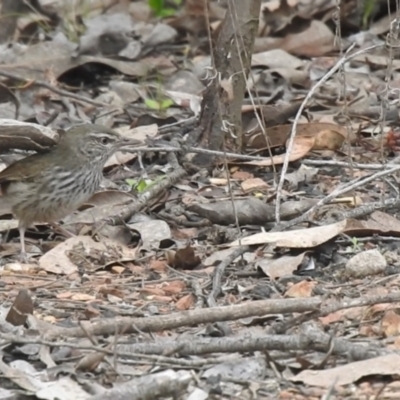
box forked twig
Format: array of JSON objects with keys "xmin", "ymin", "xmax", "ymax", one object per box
[{"xmin": 274, "ymin": 43, "xmax": 384, "ymax": 224}]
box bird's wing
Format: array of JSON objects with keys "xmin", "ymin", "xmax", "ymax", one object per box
[{"xmin": 0, "ymin": 153, "xmax": 51, "ymax": 184}]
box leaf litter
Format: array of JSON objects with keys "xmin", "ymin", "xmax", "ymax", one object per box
[{"xmin": 2, "ymin": 0, "xmax": 400, "ymax": 399}]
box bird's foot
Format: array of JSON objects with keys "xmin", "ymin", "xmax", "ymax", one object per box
[
  {"xmin": 16, "ymin": 251, "xmax": 30, "ymax": 263},
  {"xmin": 49, "ymin": 222, "xmax": 75, "ymax": 238}
]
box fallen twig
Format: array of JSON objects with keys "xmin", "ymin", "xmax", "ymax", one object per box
[
  {"xmin": 275, "ymin": 43, "xmax": 384, "ymax": 223},
  {"xmin": 44, "ymin": 297, "xmax": 322, "ymax": 340},
  {"xmin": 272, "ymin": 164, "xmax": 400, "ymax": 232}
]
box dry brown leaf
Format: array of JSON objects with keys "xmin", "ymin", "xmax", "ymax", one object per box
[
  {"xmin": 163, "ymin": 281, "xmax": 186, "ymax": 295},
  {"xmin": 116, "ymin": 123, "xmax": 158, "ymax": 142},
  {"xmin": 149, "ymin": 259, "xmax": 168, "ymax": 272},
  {"xmin": 359, "ymin": 325, "xmax": 377, "ymax": 337},
  {"xmin": 152, "ymin": 295, "xmax": 173, "ymax": 303},
  {"xmin": 75, "ymin": 351, "xmax": 106, "ymax": 372},
  {"xmin": 244, "ymin": 135, "xmax": 314, "ymax": 166},
  {"xmin": 343, "ymin": 217, "xmax": 400, "ymax": 237},
  {"xmin": 104, "ymin": 151, "xmax": 137, "ymax": 168},
  {"xmin": 257, "ymin": 253, "xmax": 307, "ymax": 280},
  {"xmin": 281, "ymin": 20, "xmax": 335, "ymax": 57},
  {"xmin": 56, "ymin": 292, "xmax": 73, "ymax": 299},
  {"xmin": 319, "ymin": 307, "xmax": 367, "ymax": 325},
  {"xmin": 319, "ymin": 310, "xmax": 347, "ymax": 325},
  {"xmin": 313, "ymin": 129, "xmax": 345, "ymax": 150},
  {"xmin": 85, "ymin": 305, "xmax": 101, "ymax": 320},
  {"xmin": 98, "ymin": 287, "xmax": 125, "ymax": 299},
  {"xmin": 292, "ymin": 354, "xmax": 400, "ymax": 387},
  {"xmin": 252, "ymin": 49, "xmax": 304, "ymax": 69},
  {"xmin": 39, "ymin": 236, "xmax": 138, "ymax": 275},
  {"xmin": 381, "ymin": 310, "xmax": 400, "ymax": 337},
  {"xmin": 140, "ymin": 287, "xmax": 166, "ymax": 297},
  {"xmin": 0, "ymin": 119, "xmax": 58, "ymax": 151},
  {"xmin": 370, "ymin": 303, "xmax": 400, "ymax": 315},
  {"xmin": 230, "ymin": 220, "xmax": 348, "ymax": 247},
  {"xmin": 241, "ymin": 178, "xmax": 269, "ymax": 193},
  {"xmin": 111, "ymin": 266, "xmax": 125, "ymax": 274},
  {"xmin": 231, "ymin": 171, "xmax": 254, "ymax": 180},
  {"xmin": 245, "ymin": 122, "xmax": 348, "ymax": 150},
  {"xmin": 284, "ymin": 280, "xmax": 316, "ymax": 298},
  {"xmin": 245, "ymin": 124, "xmax": 289, "ymax": 149},
  {"xmin": 0, "ymin": 41, "xmax": 150, "ymax": 80},
  {"xmin": 172, "ymin": 245, "xmax": 201, "ymax": 269},
  {"xmin": 176, "ymin": 294, "xmax": 195, "ymax": 310},
  {"xmin": 71, "ymin": 293, "xmax": 96, "ymax": 301},
  {"xmin": 6, "ymin": 289, "xmax": 33, "ymax": 326},
  {"xmin": 370, "ymin": 211, "xmax": 400, "ymax": 232}
]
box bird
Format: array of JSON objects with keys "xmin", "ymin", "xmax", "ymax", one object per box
[{"xmin": 0, "ymin": 123, "xmax": 140, "ymax": 257}]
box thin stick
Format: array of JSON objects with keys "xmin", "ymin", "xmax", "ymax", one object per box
[
  {"xmin": 274, "ymin": 43, "xmax": 384, "ymax": 223},
  {"xmin": 272, "ymin": 164, "xmax": 400, "ymax": 232},
  {"xmin": 123, "ymin": 145, "xmax": 273, "ymax": 162},
  {"xmin": 302, "ymin": 159, "xmax": 397, "ymax": 170}
]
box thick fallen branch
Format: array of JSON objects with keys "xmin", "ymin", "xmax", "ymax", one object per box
[
  {"xmin": 45, "ymin": 297, "xmax": 322, "ymax": 340},
  {"xmin": 1, "ymin": 323, "xmax": 387, "ymax": 363},
  {"xmin": 90, "ymin": 370, "xmax": 191, "ymax": 400},
  {"xmin": 115, "ymin": 323, "xmax": 386, "ymax": 362},
  {"xmin": 271, "ymin": 291, "xmax": 400, "ymax": 334},
  {"xmin": 40, "ymin": 291, "xmax": 400, "ymax": 343}
]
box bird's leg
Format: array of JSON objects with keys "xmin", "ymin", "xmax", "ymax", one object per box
[
  {"xmin": 137, "ymin": 151, "xmax": 147, "ymax": 176},
  {"xmin": 49, "ymin": 222, "xmax": 75, "ymax": 238},
  {"xmin": 18, "ymin": 225, "xmax": 26, "ymax": 254},
  {"xmin": 18, "ymin": 224, "xmax": 28, "ymax": 262}
]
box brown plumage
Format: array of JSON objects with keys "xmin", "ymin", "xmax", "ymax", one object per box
[{"xmin": 0, "ymin": 124, "xmax": 139, "ymax": 256}]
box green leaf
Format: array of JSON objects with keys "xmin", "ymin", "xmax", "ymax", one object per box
[
  {"xmin": 158, "ymin": 8, "xmax": 176, "ymax": 17},
  {"xmin": 149, "ymin": 0, "xmax": 163, "ymax": 13},
  {"xmin": 160, "ymin": 98, "xmax": 174, "ymax": 109},
  {"xmin": 148, "ymin": 0, "xmax": 176, "ymax": 17},
  {"xmin": 136, "ymin": 179, "xmax": 149, "ymax": 193},
  {"xmin": 145, "ymin": 98, "xmax": 161, "ymax": 110},
  {"xmin": 362, "ymin": 0, "xmax": 375, "ymax": 28},
  {"xmin": 145, "ymin": 98, "xmax": 174, "ymax": 110},
  {"xmin": 125, "ymin": 179, "xmax": 137, "ymax": 187},
  {"xmin": 127, "ymin": 176, "xmax": 167, "ymax": 192},
  {"xmin": 126, "ymin": 178, "xmax": 152, "ymax": 192}
]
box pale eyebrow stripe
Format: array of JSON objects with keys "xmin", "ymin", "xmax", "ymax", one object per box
[{"xmin": 89, "ymin": 133, "xmax": 118, "ymax": 140}]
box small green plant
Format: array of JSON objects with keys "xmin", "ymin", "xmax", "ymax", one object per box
[
  {"xmin": 350, "ymin": 236, "xmax": 362, "ymax": 251},
  {"xmin": 148, "ymin": 0, "xmax": 181, "ymax": 17},
  {"xmin": 362, "ymin": 0, "xmax": 375, "ymax": 29},
  {"xmin": 126, "ymin": 176, "xmax": 166, "ymax": 193},
  {"xmin": 144, "ymin": 97, "xmax": 174, "ymax": 111}
]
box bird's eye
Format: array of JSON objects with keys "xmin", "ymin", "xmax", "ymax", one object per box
[{"xmin": 100, "ymin": 137, "xmax": 109, "ymax": 145}]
